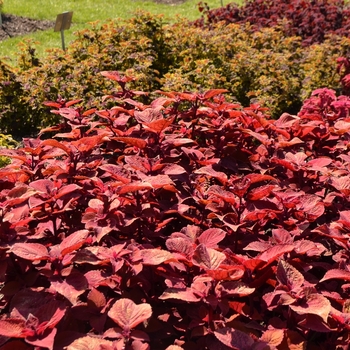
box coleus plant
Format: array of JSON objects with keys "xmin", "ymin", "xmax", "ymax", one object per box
[
  {"xmin": 1, "ymin": 72, "xmax": 350, "ymax": 349},
  {"xmin": 195, "ymin": 0, "xmax": 350, "ymax": 46}
]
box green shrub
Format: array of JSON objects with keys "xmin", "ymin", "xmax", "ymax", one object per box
[{"xmin": 0, "ymin": 11, "xmax": 350, "ymax": 138}]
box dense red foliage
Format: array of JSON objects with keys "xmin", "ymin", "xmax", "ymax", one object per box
[
  {"xmin": 0, "ymin": 73, "xmax": 350, "ymax": 349},
  {"xmin": 196, "ymin": 0, "xmax": 350, "ymax": 45}
]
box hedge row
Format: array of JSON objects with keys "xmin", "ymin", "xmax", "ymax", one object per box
[{"xmin": 1, "ymin": 11, "xmax": 350, "ymax": 138}]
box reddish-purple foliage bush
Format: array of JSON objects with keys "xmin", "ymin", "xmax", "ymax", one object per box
[
  {"xmin": 196, "ymin": 0, "xmax": 350, "ymax": 45},
  {"xmin": 1, "ymin": 72, "xmax": 350, "ymax": 349}
]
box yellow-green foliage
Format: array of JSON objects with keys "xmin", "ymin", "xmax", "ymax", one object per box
[
  {"xmin": 0, "ymin": 133, "xmax": 18, "ymax": 168},
  {"xmin": 0, "ymin": 11, "xmax": 349, "ymax": 138}
]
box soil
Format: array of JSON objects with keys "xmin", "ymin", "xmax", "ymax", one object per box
[
  {"xmin": 0, "ymin": 0, "xmax": 185, "ymax": 42},
  {"xmin": 0, "ymin": 13, "xmax": 55, "ymax": 41}
]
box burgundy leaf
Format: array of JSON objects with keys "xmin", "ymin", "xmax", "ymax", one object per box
[
  {"xmin": 162, "ymin": 164, "xmax": 187, "ymax": 175},
  {"xmin": 260, "ymin": 329, "xmax": 284, "ymax": 346},
  {"xmin": 194, "ymin": 166, "xmax": 227, "ymax": 184},
  {"xmin": 0, "ymin": 341, "xmax": 31, "ymax": 350},
  {"xmin": 116, "ymin": 182, "xmax": 153, "ymax": 194},
  {"xmin": 320, "ymin": 269, "xmax": 350, "ymax": 282},
  {"xmin": 206, "ymin": 266, "xmax": 245, "ymax": 281},
  {"xmin": 298, "ymin": 314, "xmax": 332, "ymax": 332},
  {"xmin": 246, "ymin": 184, "xmax": 275, "ymax": 201},
  {"xmin": 192, "ymin": 244, "xmax": 212, "ymax": 269},
  {"xmin": 198, "ymin": 228, "xmax": 226, "ymax": 248},
  {"xmin": 258, "ymin": 244, "xmax": 295, "ymax": 264},
  {"xmin": 26, "ymin": 327, "xmax": 57, "ymax": 350},
  {"xmin": 216, "ymin": 281, "xmax": 255, "ymax": 297},
  {"xmin": 290, "ymin": 294, "xmax": 331, "ymax": 323},
  {"xmin": 11, "ymin": 243, "xmax": 49, "ymax": 261},
  {"xmin": 67, "ymin": 336, "xmax": 113, "ymax": 350},
  {"xmin": 50, "ymin": 273, "xmax": 88, "ymax": 305},
  {"xmin": 276, "ymin": 260, "xmax": 304, "ymax": 291},
  {"xmin": 159, "ymin": 288, "xmax": 201, "ymax": 302},
  {"xmin": 166, "ymin": 237, "xmax": 193, "ymax": 259},
  {"xmin": 59, "ymin": 230, "xmax": 89, "ymax": 256},
  {"xmin": 55, "ymin": 184, "xmax": 82, "ymax": 199},
  {"xmin": 41, "ymin": 139, "xmax": 70, "ymax": 155},
  {"xmin": 113, "ymin": 137, "xmax": 147, "ymax": 149},
  {"xmin": 0, "ymin": 319, "xmax": 26, "ymax": 337},
  {"xmin": 214, "ymin": 327, "xmax": 254, "ymax": 349},
  {"xmin": 29, "ymin": 179, "xmax": 54, "ymax": 194},
  {"xmin": 141, "ymin": 249, "xmax": 174, "ymax": 265},
  {"xmin": 207, "ymin": 185, "xmax": 236, "ymax": 204},
  {"xmin": 144, "ymin": 117, "xmax": 174, "ymax": 133},
  {"xmin": 146, "ymin": 175, "xmax": 175, "ymax": 189},
  {"xmin": 203, "ymin": 89, "xmax": 228, "ymax": 100},
  {"xmin": 35, "ymin": 301, "xmax": 66, "ymax": 331},
  {"xmin": 107, "ymin": 298, "xmax": 152, "ymax": 329}
]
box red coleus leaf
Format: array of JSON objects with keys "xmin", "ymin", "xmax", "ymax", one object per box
[
  {"xmin": 207, "ymin": 185, "xmax": 236, "ymax": 205},
  {"xmin": 140, "ymin": 249, "xmax": 175, "ymax": 265},
  {"xmin": 214, "ymin": 327, "xmax": 254, "ymax": 350},
  {"xmin": 245, "ymin": 173, "xmax": 278, "ymax": 185},
  {"xmin": 0, "ymin": 318, "xmax": 26, "ymax": 337},
  {"xmin": 146, "ymin": 175, "xmax": 175, "ymax": 189},
  {"xmin": 67, "ymin": 336, "xmax": 114, "ymax": 350},
  {"xmin": 28, "ymin": 179, "xmax": 55, "ymax": 194},
  {"xmin": 306, "ymin": 157, "xmax": 332, "ymax": 169},
  {"xmin": 26, "ymin": 327, "xmax": 57, "ymax": 350},
  {"xmin": 246, "ymin": 184, "xmax": 276, "ymax": 201},
  {"xmin": 290, "ymin": 294, "xmax": 331, "ymax": 323},
  {"xmin": 258, "ymin": 244, "xmax": 295, "ymax": 265},
  {"xmin": 50, "ymin": 272, "xmax": 88, "ymax": 305},
  {"xmin": 276, "ymin": 260, "xmax": 304, "ymax": 291},
  {"xmin": 159, "ymin": 288, "xmax": 201, "ymax": 302},
  {"xmin": 124, "ymin": 155, "xmax": 150, "ymax": 173},
  {"xmin": 260, "ymin": 329, "xmax": 284, "ymax": 347},
  {"xmin": 206, "ymin": 265, "xmax": 245, "ymax": 281},
  {"xmin": 107, "ymin": 299, "xmax": 152, "ymax": 330},
  {"xmin": 144, "ymin": 117, "xmax": 174, "ymax": 133},
  {"xmin": 71, "ymin": 135, "xmax": 106, "ymax": 153},
  {"xmin": 298, "ymin": 314, "xmax": 332, "ymax": 332},
  {"xmin": 216, "ymin": 281, "xmax": 255, "ymax": 297},
  {"xmin": 198, "ymin": 228, "xmax": 226, "ymax": 248},
  {"xmin": 99, "ymin": 164, "xmax": 130, "ymax": 183},
  {"xmin": 192, "ymin": 244, "xmax": 225, "ymax": 269},
  {"xmin": 10, "ymin": 243, "xmax": 49, "ymax": 261},
  {"xmin": 55, "ymin": 184, "xmax": 82, "ymax": 199},
  {"xmin": 87, "ymin": 287, "xmax": 106, "ymax": 309},
  {"xmin": 41, "ymin": 139, "xmax": 70, "ymax": 155},
  {"xmin": 320, "ymin": 269, "xmax": 350, "ymax": 282},
  {"xmin": 203, "ymin": 89, "xmax": 228, "ymax": 100},
  {"xmin": 166, "ymin": 236, "xmax": 193, "ymax": 259},
  {"xmin": 116, "ymin": 182, "xmax": 153, "ymax": 194},
  {"xmin": 35, "ymin": 301, "xmax": 66, "ymax": 332},
  {"xmin": 194, "ymin": 166, "xmax": 227, "ymax": 184},
  {"xmin": 113, "ymin": 137, "xmax": 147, "ymax": 149},
  {"xmin": 59, "ymin": 230, "xmax": 89, "ymax": 256},
  {"xmin": 162, "ymin": 163, "xmax": 187, "ymax": 175},
  {"xmin": 100, "ymin": 70, "xmax": 134, "ymax": 82}
]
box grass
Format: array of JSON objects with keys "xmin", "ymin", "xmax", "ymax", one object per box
[{"xmin": 0, "ymin": 0, "xmax": 240, "ymax": 63}]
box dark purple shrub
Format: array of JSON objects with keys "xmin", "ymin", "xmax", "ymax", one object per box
[{"xmin": 196, "ymin": 0, "xmax": 350, "ymax": 45}]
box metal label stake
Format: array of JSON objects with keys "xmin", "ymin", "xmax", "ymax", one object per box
[{"xmin": 54, "ymin": 11, "xmax": 73, "ymax": 51}]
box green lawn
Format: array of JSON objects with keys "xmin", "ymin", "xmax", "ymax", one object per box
[{"xmin": 0, "ymin": 0, "xmax": 240, "ymax": 63}]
